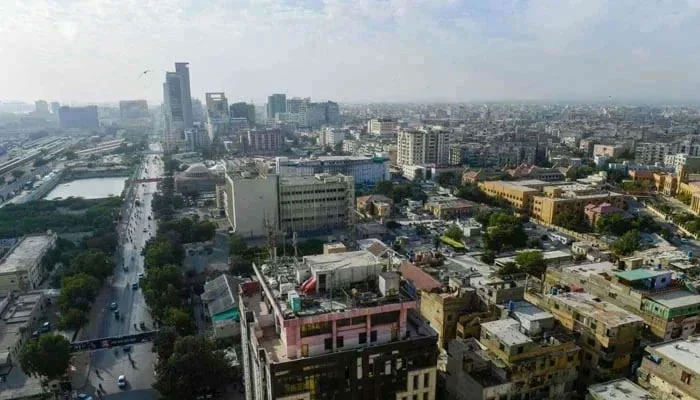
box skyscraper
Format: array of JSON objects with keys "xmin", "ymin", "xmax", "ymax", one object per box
[
  {"xmin": 266, "ymin": 93, "xmax": 286, "ymax": 121},
  {"xmin": 34, "ymin": 100, "xmax": 49, "ymax": 114},
  {"xmin": 162, "ymin": 62, "xmax": 194, "ymax": 151},
  {"xmin": 205, "ymin": 92, "xmax": 229, "ymax": 141},
  {"xmin": 397, "ymin": 128, "xmax": 451, "ymax": 167},
  {"xmin": 230, "ymin": 102, "xmax": 256, "ymax": 126}
]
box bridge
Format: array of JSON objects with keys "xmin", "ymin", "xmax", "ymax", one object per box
[
  {"xmin": 70, "ymin": 330, "xmax": 158, "ymax": 353},
  {"xmin": 133, "ymin": 177, "xmax": 164, "ymax": 183}
]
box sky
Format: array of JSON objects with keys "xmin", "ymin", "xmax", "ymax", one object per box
[{"xmin": 2, "ymin": 0, "xmax": 700, "ymax": 104}]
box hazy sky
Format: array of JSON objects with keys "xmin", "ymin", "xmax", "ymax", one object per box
[{"xmin": 3, "ymin": 0, "xmax": 700, "ymax": 104}]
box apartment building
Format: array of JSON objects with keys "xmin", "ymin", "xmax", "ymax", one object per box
[
  {"xmin": 239, "ymin": 252, "xmax": 438, "ymax": 400},
  {"xmin": 367, "ymin": 118, "xmax": 398, "ymax": 138},
  {"xmin": 593, "ymin": 144, "xmax": 627, "ymax": 159},
  {"xmin": 397, "ymin": 128, "xmax": 450, "ymax": 167},
  {"xmin": 636, "ymin": 142, "xmax": 674, "ymax": 165},
  {"xmin": 419, "ymin": 287, "xmax": 478, "ymax": 349},
  {"xmin": 478, "ymin": 180, "xmax": 542, "ymax": 211},
  {"xmin": 0, "ymin": 233, "xmax": 57, "ymax": 295},
  {"xmin": 637, "ymin": 335, "xmax": 700, "ymax": 400},
  {"xmin": 224, "ymin": 170, "xmax": 355, "ymax": 238},
  {"xmin": 0, "ymin": 292, "xmax": 47, "ymax": 380},
  {"xmin": 544, "ymin": 263, "xmax": 700, "ymax": 340},
  {"xmin": 528, "ymin": 291, "xmax": 643, "ymax": 384},
  {"xmin": 587, "ymin": 379, "xmax": 655, "ymax": 400},
  {"xmin": 446, "ymin": 304, "xmax": 581, "ymax": 400},
  {"xmin": 243, "ymin": 129, "xmax": 282, "ymax": 155}
]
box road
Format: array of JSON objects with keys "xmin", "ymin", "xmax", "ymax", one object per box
[{"xmin": 75, "ymin": 150, "xmax": 163, "ymax": 399}]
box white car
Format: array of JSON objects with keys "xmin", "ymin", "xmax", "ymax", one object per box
[{"xmin": 118, "ymin": 375, "xmax": 126, "ymax": 388}]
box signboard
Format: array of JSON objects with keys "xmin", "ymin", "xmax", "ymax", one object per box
[{"xmin": 70, "ymin": 330, "xmax": 158, "ymax": 353}]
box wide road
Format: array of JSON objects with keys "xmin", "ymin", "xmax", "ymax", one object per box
[{"xmin": 77, "ymin": 149, "xmax": 163, "ymax": 399}]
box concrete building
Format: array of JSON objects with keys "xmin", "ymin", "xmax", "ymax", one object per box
[
  {"xmin": 205, "ymin": 92, "xmax": 230, "ymax": 141},
  {"xmin": 587, "ymin": 378, "xmax": 655, "ymax": 400},
  {"xmin": 531, "ymin": 185, "xmax": 625, "ymax": 225},
  {"xmin": 636, "ymin": 142, "xmax": 674, "ymax": 165},
  {"xmin": 593, "ymin": 144, "xmax": 627, "ymax": 159},
  {"xmin": 0, "ymin": 233, "xmax": 56, "ymax": 295},
  {"xmin": 243, "ymin": 129, "xmax": 282, "ymax": 155},
  {"xmin": 50, "ymin": 101, "xmax": 60, "ymax": 115},
  {"xmin": 544, "ymin": 263, "xmax": 700, "ymax": 340},
  {"xmin": 367, "ymin": 118, "xmax": 398, "ymax": 138},
  {"xmin": 163, "ymin": 62, "xmax": 194, "ymax": 151},
  {"xmin": 58, "ymin": 106, "xmax": 99, "ymax": 129},
  {"xmin": 230, "ymin": 102, "xmax": 256, "ymax": 126},
  {"xmin": 527, "ymin": 291, "xmax": 644, "ymax": 384},
  {"xmin": 397, "ymin": 128, "xmax": 450, "ymax": 167},
  {"xmin": 201, "ymin": 274, "xmax": 241, "ymax": 338},
  {"xmin": 184, "ymin": 125, "xmax": 209, "ymax": 151},
  {"xmin": 318, "ymin": 128, "xmax": 344, "ymax": 148},
  {"xmin": 424, "ymin": 197, "xmax": 476, "ymax": 220},
  {"xmin": 275, "ymin": 155, "xmax": 390, "ymax": 185},
  {"xmin": 174, "ymin": 163, "xmax": 221, "ymax": 195},
  {"xmin": 446, "ymin": 307, "xmax": 581, "ymax": 400},
  {"xmin": 637, "ymin": 335, "xmax": 700, "ymax": 400},
  {"xmin": 224, "ymin": 171, "xmax": 355, "ymax": 237},
  {"xmin": 119, "ymin": 100, "xmax": 149, "ymax": 120},
  {"xmin": 584, "ymin": 202, "xmax": 631, "ymax": 226},
  {"xmin": 356, "ymin": 194, "xmax": 393, "ymax": 219},
  {"xmin": 478, "ymin": 180, "xmax": 543, "ymax": 211},
  {"xmin": 266, "ymin": 93, "xmax": 286, "ymax": 120},
  {"xmin": 419, "ymin": 287, "xmax": 477, "ymax": 349},
  {"xmin": 0, "ymin": 292, "xmax": 47, "ymax": 382},
  {"xmin": 239, "ymin": 254, "xmax": 438, "ymax": 400},
  {"xmin": 34, "ymin": 100, "xmax": 49, "ymax": 114}
]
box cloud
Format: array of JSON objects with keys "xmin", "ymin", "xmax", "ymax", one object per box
[{"xmin": 1, "ymin": 0, "xmax": 700, "ymax": 103}]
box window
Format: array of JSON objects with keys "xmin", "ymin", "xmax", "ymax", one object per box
[
  {"xmin": 337, "ymin": 336, "xmax": 344, "ymax": 348},
  {"xmin": 682, "ymin": 371, "xmax": 692, "ymax": 385},
  {"xmin": 517, "ymin": 346, "xmax": 524, "ymax": 354},
  {"xmin": 424, "ymin": 393, "xmax": 429, "ymax": 400},
  {"xmin": 301, "ymin": 321, "xmax": 332, "ymax": 337},
  {"xmin": 424, "ymin": 372, "xmax": 430, "ymax": 387},
  {"xmin": 336, "ymin": 318, "xmax": 351, "ymax": 327},
  {"xmin": 413, "ymin": 375, "xmax": 419, "ymax": 389},
  {"xmin": 371, "ymin": 311, "xmax": 400, "ymax": 326},
  {"xmin": 351, "ymin": 316, "xmax": 367, "ymax": 325},
  {"xmin": 370, "ymin": 330, "xmax": 377, "ymax": 342},
  {"xmin": 324, "ymin": 338, "xmax": 332, "ymax": 350},
  {"xmin": 359, "ymin": 332, "xmax": 367, "ymax": 344}
]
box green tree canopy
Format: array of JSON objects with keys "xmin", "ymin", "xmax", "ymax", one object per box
[
  {"xmin": 164, "ymin": 307, "xmax": 196, "ymax": 336},
  {"xmin": 19, "ymin": 333, "xmax": 72, "ymax": 381},
  {"xmin": 611, "ymin": 230, "xmax": 641, "ymax": 256},
  {"xmin": 67, "ymin": 249, "xmax": 114, "ymax": 281},
  {"xmin": 444, "ymin": 224, "xmax": 464, "ymax": 242},
  {"xmin": 58, "ymin": 273, "xmax": 100, "ymax": 312},
  {"xmin": 514, "ymin": 250, "xmax": 547, "ymax": 278},
  {"xmin": 154, "ymin": 335, "xmax": 232, "ymax": 400}
]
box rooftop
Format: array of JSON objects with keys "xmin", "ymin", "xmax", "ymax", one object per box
[
  {"xmin": 303, "ymin": 250, "xmax": 379, "ymax": 272},
  {"xmin": 510, "ymin": 300, "xmax": 553, "ymax": 323},
  {"xmin": 0, "ymin": 234, "xmax": 55, "ymax": 275},
  {"xmin": 648, "ymin": 290, "xmax": 700, "ymax": 309},
  {"xmin": 549, "ymin": 292, "xmax": 643, "ymax": 327},
  {"xmin": 587, "ymin": 378, "xmax": 654, "ymax": 400},
  {"xmin": 559, "ymin": 261, "xmax": 616, "ymax": 277},
  {"xmin": 201, "ymin": 274, "xmax": 239, "ymax": 317},
  {"xmin": 616, "ymin": 269, "xmax": 670, "ymax": 281},
  {"xmin": 481, "ymin": 318, "xmax": 532, "ymax": 347},
  {"xmin": 648, "ymin": 336, "xmax": 700, "ymax": 373}
]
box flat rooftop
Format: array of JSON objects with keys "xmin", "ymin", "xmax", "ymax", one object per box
[
  {"xmin": 550, "ymin": 292, "xmax": 643, "ymax": 327},
  {"xmin": 649, "ymin": 290, "xmax": 700, "ymax": 309},
  {"xmin": 304, "ymin": 250, "xmax": 379, "ymax": 272},
  {"xmin": 588, "ymin": 378, "xmax": 653, "ymax": 400},
  {"xmin": 559, "ymin": 262, "xmax": 616, "ymax": 277},
  {"xmin": 510, "ymin": 301, "xmax": 553, "ymax": 323},
  {"xmin": 0, "ymin": 235, "xmax": 54, "ymax": 275},
  {"xmin": 616, "ymin": 269, "xmax": 670, "ymax": 281},
  {"xmin": 649, "ymin": 336, "xmax": 700, "ymax": 373},
  {"xmin": 481, "ymin": 318, "xmax": 532, "ymax": 347}
]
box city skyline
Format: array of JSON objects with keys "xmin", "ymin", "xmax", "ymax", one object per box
[{"xmin": 3, "ymin": 0, "xmax": 700, "ymax": 104}]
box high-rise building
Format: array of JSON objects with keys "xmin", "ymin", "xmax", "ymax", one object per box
[
  {"xmin": 397, "ymin": 128, "xmax": 450, "ymax": 167},
  {"xmin": 34, "ymin": 100, "xmax": 49, "ymax": 114},
  {"xmin": 230, "ymin": 102, "xmax": 256, "ymax": 126},
  {"xmin": 205, "ymin": 92, "xmax": 230, "ymax": 141},
  {"xmin": 58, "ymin": 106, "xmax": 99, "ymax": 129},
  {"xmin": 119, "ymin": 100, "xmax": 149, "ymax": 120},
  {"xmin": 239, "ymin": 252, "xmax": 438, "ymax": 400},
  {"xmin": 367, "ymin": 118, "xmax": 398, "ymax": 137},
  {"xmin": 50, "ymin": 102, "xmax": 60, "ymax": 115},
  {"xmin": 162, "ymin": 62, "xmax": 194, "ymax": 151},
  {"xmin": 266, "ymin": 93, "xmax": 286, "ymax": 120},
  {"xmin": 275, "ymin": 155, "xmax": 390, "ymax": 185}
]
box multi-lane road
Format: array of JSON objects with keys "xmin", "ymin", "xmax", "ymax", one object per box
[{"xmin": 77, "ymin": 149, "xmax": 163, "ymax": 399}]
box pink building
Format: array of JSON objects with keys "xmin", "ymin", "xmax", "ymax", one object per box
[{"xmin": 584, "ymin": 202, "xmax": 630, "ymax": 226}]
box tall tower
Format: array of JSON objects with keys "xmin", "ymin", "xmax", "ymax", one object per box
[{"xmin": 162, "ymin": 62, "xmax": 194, "ymax": 151}]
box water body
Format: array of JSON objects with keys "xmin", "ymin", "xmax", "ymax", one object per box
[{"xmin": 44, "ymin": 177, "xmax": 128, "ymax": 200}]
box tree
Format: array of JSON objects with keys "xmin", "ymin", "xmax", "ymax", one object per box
[
  {"xmin": 164, "ymin": 307, "xmax": 196, "ymax": 336},
  {"xmin": 67, "ymin": 249, "xmax": 114, "ymax": 281},
  {"xmin": 229, "ymin": 234, "xmax": 248, "ymax": 255},
  {"xmin": 482, "ymin": 213, "xmax": 527, "ymax": 253},
  {"xmin": 596, "ymin": 214, "xmax": 633, "ymax": 236},
  {"xmin": 497, "ymin": 262, "xmax": 520, "ymax": 277},
  {"xmin": 414, "ymin": 225, "xmax": 429, "ymax": 236},
  {"xmin": 11, "ymin": 169, "xmax": 24, "ymax": 179},
  {"xmin": 59, "ymin": 308, "xmax": 88, "ymax": 330},
  {"xmin": 154, "ymin": 335, "xmax": 232, "ymax": 400},
  {"xmin": 436, "ymin": 172, "xmax": 459, "ymax": 188},
  {"xmin": 153, "ymin": 326, "xmax": 179, "ymax": 361},
  {"xmin": 444, "ymin": 224, "xmax": 464, "ymax": 242},
  {"xmin": 144, "ymin": 238, "xmax": 185, "ymax": 269},
  {"xmin": 373, "ymin": 181, "xmax": 393, "ymax": 197},
  {"xmin": 514, "ymin": 250, "xmax": 547, "ymax": 278},
  {"xmin": 611, "ymin": 230, "xmax": 641, "ymax": 256},
  {"xmin": 19, "ymin": 333, "xmax": 72, "ymax": 381},
  {"xmin": 553, "ymin": 209, "xmax": 588, "ymax": 232},
  {"xmin": 480, "ymin": 251, "xmax": 495, "ymax": 265},
  {"xmin": 59, "ymin": 273, "xmax": 100, "ymax": 312}
]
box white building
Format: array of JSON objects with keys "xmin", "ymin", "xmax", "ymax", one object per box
[
  {"xmin": 275, "ymin": 155, "xmax": 389, "ymax": 185},
  {"xmin": 367, "ymin": 118, "xmax": 398, "ymax": 137},
  {"xmin": 397, "ymin": 128, "xmax": 450, "ymax": 167},
  {"xmin": 0, "ymin": 233, "xmax": 56, "ymax": 295}
]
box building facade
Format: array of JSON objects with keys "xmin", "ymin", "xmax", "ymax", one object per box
[
  {"xmin": 58, "ymin": 106, "xmax": 99, "ymax": 129},
  {"xmin": 637, "ymin": 336, "xmax": 700, "ymax": 400},
  {"xmin": 163, "ymin": 62, "xmax": 194, "ymax": 151},
  {"xmin": 0, "ymin": 233, "xmax": 57, "ymax": 295},
  {"xmin": 243, "ymin": 129, "xmax": 282, "ymax": 155},
  {"xmin": 275, "ymin": 156, "xmax": 390, "ymax": 185},
  {"xmin": 267, "ymin": 93, "xmax": 287, "ymax": 120},
  {"xmin": 397, "ymin": 128, "xmax": 450, "ymax": 167},
  {"xmin": 368, "ymin": 118, "xmax": 398, "ymax": 138}
]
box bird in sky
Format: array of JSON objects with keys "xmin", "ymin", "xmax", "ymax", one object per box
[{"xmin": 138, "ymin": 70, "xmax": 152, "ymax": 79}]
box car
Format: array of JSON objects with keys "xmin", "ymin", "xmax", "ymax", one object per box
[
  {"xmin": 39, "ymin": 321, "xmax": 51, "ymax": 333},
  {"xmin": 143, "ymin": 228, "xmax": 148, "ymax": 233},
  {"xmin": 110, "ymin": 302, "xmax": 118, "ymax": 310},
  {"xmin": 114, "ymin": 310, "xmax": 120, "ymax": 319},
  {"xmin": 138, "ymin": 272, "xmax": 144, "ymax": 279},
  {"xmin": 131, "ymin": 282, "xmax": 138, "ymax": 290},
  {"xmin": 118, "ymin": 375, "xmax": 126, "ymax": 388}
]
